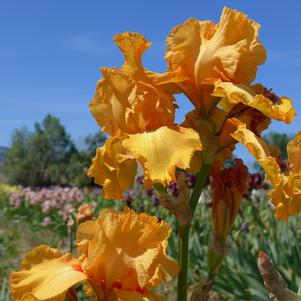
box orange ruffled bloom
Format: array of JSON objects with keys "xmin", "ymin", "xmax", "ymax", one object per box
[
  {"xmin": 88, "ymin": 7, "xmax": 295, "ymax": 201},
  {"xmin": 88, "ymin": 37, "xmax": 201, "ymax": 199},
  {"xmin": 10, "ymin": 208, "xmax": 179, "ymax": 301},
  {"xmin": 168, "ymin": 7, "xmax": 295, "ymax": 166},
  {"xmin": 211, "ymin": 159, "xmax": 249, "ymax": 242}
]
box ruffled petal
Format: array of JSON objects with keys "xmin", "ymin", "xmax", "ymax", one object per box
[
  {"xmin": 114, "ymin": 32, "xmax": 151, "ymax": 81},
  {"xmin": 270, "ymin": 174, "xmax": 301, "ymax": 221},
  {"xmin": 121, "ymin": 125, "xmax": 202, "ymax": 187},
  {"xmin": 213, "ymin": 81, "xmax": 295, "ymax": 124},
  {"xmin": 165, "ymin": 18, "xmax": 215, "ymax": 105},
  {"xmin": 287, "ymin": 131, "xmax": 301, "ymax": 173},
  {"xmin": 165, "ymin": 7, "xmax": 266, "ymax": 105},
  {"xmin": 147, "ymin": 244, "xmax": 180, "ymax": 287},
  {"xmin": 113, "ymin": 32, "xmax": 184, "ymax": 95},
  {"xmin": 231, "ymin": 120, "xmax": 281, "ymax": 184},
  {"xmin": 89, "ymin": 68, "xmax": 175, "ymax": 136},
  {"xmin": 195, "ymin": 7, "xmax": 266, "ymax": 84},
  {"xmin": 87, "ymin": 138, "xmax": 137, "ymax": 200},
  {"xmin": 10, "ymin": 245, "xmax": 87, "ymax": 301},
  {"xmin": 76, "ymin": 208, "xmax": 178, "ymax": 291}
]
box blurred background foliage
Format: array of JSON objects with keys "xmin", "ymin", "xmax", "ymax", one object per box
[
  {"xmin": 1, "ymin": 181, "xmax": 301, "ymax": 301},
  {"xmin": 1, "ymin": 114, "xmax": 106, "ymax": 187}
]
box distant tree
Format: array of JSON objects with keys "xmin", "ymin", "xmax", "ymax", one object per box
[
  {"xmin": 4, "ymin": 115, "xmax": 78, "ymax": 186},
  {"xmin": 4, "ymin": 127, "xmax": 32, "ymax": 184},
  {"xmin": 4, "ymin": 115, "xmax": 107, "ymax": 187}
]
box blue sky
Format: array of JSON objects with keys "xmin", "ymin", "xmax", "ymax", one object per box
[{"xmin": 0, "ymin": 0, "xmax": 300, "ymax": 156}]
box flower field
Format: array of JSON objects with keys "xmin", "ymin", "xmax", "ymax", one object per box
[{"xmin": 1, "ymin": 175, "xmax": 301, "ymax": 300}]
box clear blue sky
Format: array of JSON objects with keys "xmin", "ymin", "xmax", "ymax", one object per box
[{"xmin": 0, "ymin": 0, "xmax": 300, "ymax": 152}]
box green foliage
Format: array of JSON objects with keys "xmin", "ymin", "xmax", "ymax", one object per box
[
  {"xmin": 3, "ymin": 115, "xmax": 106, "ymax": 187},
  {"xmin": 200, "ymin": 195, "xmax": 301, "ymax": 301},
  {"xmin": 2, "ymin": 182, "xmax": 301, "ymax": 300},
  {"xmin": 4, "ymin": 115, "xmax": 76, "ymax": 186}
]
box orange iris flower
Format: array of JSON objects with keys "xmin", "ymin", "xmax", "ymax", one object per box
[
  {"xmin": 88, "ymin": 7, "xmax": 295, "ymax": 200},
  {"xmin": 10, "ymin": 208, "xmax": 179, "ymax": 301}
]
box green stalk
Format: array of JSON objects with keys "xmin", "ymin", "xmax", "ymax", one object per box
[
  {"xmin": 177, "ymin": 224, "xmax": 190, "ymax": 301},
  {"xmin": 177, "ymin": 163, "xmax": 212, "ymax": 301}
]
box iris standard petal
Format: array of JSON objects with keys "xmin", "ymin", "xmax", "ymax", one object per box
[
  {"xmin": 89, "ymin": 68, "xmax": 175, "ymax": 136},
  {"xmin": 165, "ymin": 7, "xmax": 266, "ymax": 106}
]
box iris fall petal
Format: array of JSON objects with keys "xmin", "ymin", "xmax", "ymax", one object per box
[
  {"xmin": 121, "ymin": 126, "xmax": 202, "ymax": 187},
  {"xmin": 11, "ymin": 245, "xmax": 87, "ymax": 301}
]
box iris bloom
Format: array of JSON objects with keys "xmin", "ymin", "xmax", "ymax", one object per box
[
  {"xmin": 11, "ymin": 208, "xmax": 179, "ymax": 301},
  {"xmin": 87, "ymin": 37, "xmax": 202, "ymax": 199},
  {"xmin": 88, "ymin": 7, "xmax": 295, "ymax": 199},
  {"xmin": 165, "ymin": 7, "xmax": 294, "ymax": 166}
]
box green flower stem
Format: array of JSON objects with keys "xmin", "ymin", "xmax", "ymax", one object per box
[
  {"xmin": 178, "ymin": 223, "xmax": 190, "ymax": 301},
  {"xmin": 177, "ymin": 163, "xmax": 212, "ymax": 301}
]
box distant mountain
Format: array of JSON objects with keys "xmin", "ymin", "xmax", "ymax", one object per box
[{"xmin": 0, "ymin": 146, "xmax": 9, "ymax": 163}]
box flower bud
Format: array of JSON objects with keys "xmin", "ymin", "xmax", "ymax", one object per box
[
  {"xmin": 190, "ymin": 277, "xmax": 213, "ymax": 301},
  {"xmin": 211, "ymin": 159, "xmax": 249, "ymax": 243},
  {"xmin": 258, "ymin": 251, "xmax": 301, "ymax": 301}
]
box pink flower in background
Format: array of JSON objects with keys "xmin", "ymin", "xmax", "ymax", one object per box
[
  {"xmin": 9, "ymin": 192, "xmax": 21, "ymax": 208},
  {"xmin": 8, "ymin": 186, "xmax": 87, "ymax": 225},
  {"xmin": 42, "ymin": 216, "xmax": 52, "ymax": 226}
]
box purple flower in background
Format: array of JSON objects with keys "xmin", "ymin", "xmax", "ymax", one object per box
[
  {"xmin": 145, "ymin": 189, "xmax": 154, "ymax": 197},
  {"xmin": 185, "ymin": 173, "xmax": 197, "ymax": 188},
  {"xmin": 136, "ymin": 176, "xmax": 144, "ymax": 185},
  {"xmin": 167, "ymin": 182, "xmax": 179, "ymax": 198},
  {"xmin": 249, "ymin": 173, "xmax": 262, "ymax": 189},
  {"xmin": 152, "ymin": 195, "xmax": 160, "ymax": 206}
]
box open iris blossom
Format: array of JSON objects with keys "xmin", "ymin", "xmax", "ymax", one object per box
[
  {"xmin": 88, "ymin": 7, "xmax": 295, "ymax": 206},
  {"xmin": 10, "ymin": 208, "xmax": 179, "ymax": 301}
]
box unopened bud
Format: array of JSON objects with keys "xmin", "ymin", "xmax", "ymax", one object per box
[
  {"xmin": 190, "ymin": 277, "xmax": 213, "ymax": 301},
  {"xmin": 258, "ymin": 251, "xmax": 301, "ymax": 301},
  {"xmin": 211, "ymin": 159, "xmax": 248, "ymax": 243}
]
